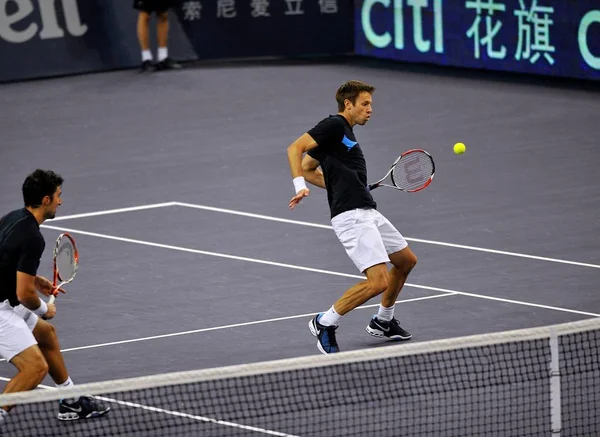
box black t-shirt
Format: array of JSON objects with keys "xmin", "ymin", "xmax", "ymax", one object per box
[
  {"xmin": 0, "ymin": 208, "xmax": 45, "ymax": 306},
  {"xmin": 307, "ymin": 115, "xmax": 377, "ymax": 218}
]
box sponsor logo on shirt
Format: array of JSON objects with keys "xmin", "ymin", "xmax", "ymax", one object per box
[{"xmin": 341, "ymin": 135, "xmax": 358, "ymax": 150}]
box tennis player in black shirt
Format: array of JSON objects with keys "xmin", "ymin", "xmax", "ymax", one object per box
[
  {"xmin": 0, "ymin": 170, "xmax": 109, "ymax": 425},
  {"xmin": 287, "ymin": 81, "xmax": 418, "ymax": 354}
]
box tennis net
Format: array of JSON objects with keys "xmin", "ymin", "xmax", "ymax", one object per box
[{"xmin": 0, "ymin": 317, "xmax": 598, "ymax": 436}]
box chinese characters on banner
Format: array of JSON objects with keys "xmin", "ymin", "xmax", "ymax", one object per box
[
  {"xmin": 176, "ymin": 0, "xmax": 352, "ymax": 60},
  {"xmin": 465, "ymin": 0, "xmax": 555, "ymax": 65},
  {"xmin": 182, "ymin": 1, "xmax": 202, "ymax": 20},
  {"xmin": 356, "ymin": 0, "xmax": 599, "ymax": 80},
  {"xmin": 181, "ymin": 0, "xmax": 339, "ymax": 20}
]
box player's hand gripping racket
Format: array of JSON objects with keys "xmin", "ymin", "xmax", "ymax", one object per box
[
  {"xmin": 48, "ymin": 233, "xmax": 79, "ymax": 304},
  {"xmin": 368, "ymin": 149, "xmax": 435, "ymax": 192}
]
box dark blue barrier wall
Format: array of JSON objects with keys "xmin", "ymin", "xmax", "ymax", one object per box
[
  {"xmin": 172, "ymin": 0, "xmax": 354, "ymax": 58},
  {"xmin": 0, "ymin": 0, "xmax": 197, "ymax": 83},
  {"xmin": 355, "ymin": 0, "xmax": 600, "ymax": 81},
  {"xmin": 0, "ymin": 0, "xmax": 353, "ymax": 83}
]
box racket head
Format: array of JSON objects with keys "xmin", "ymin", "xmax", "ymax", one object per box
[
  {"xmin": 390, "ymin": 149, "xmax": 435, "ymax": 192},
  {"xmin": 53, "ymin": 233, "xmax": 79, "ymax": 287}
]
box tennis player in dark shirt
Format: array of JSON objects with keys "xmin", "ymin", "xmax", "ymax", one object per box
[
  {"xmin": 0, "ymin": 170, "xmax": 109, "ymax": 425},
  {"xmin": 287, "ymin": 81, "xmax": 418, "ymax": 354}
]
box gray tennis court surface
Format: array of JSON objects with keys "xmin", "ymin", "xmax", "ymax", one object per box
[{"xmin": 0, "ymin": 57, "xmax": 599, "ymax": 431}]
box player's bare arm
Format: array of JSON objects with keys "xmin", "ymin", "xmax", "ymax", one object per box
[
  {"xmin": 16, "ymin": 272, "xmax": 55, "ymax": 319},
  {"xmin": 287, "ymin": 133, "xmax": 319, "ymax": 210},
  {"xmin": 35, "ymin": 276, "xmax": 66, "ymax": 296},
  {"xmin": 301, "ymin": 154, "xmax": 325, "ymax": 189}
]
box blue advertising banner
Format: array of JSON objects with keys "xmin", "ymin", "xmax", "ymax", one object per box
[
  {"xmin": 172, "ymin": 0, "xmax": 354, "ymax": 58},
  {"xmin": 354, "ymin": 0, "xmax": 600, "ymax": 81}
]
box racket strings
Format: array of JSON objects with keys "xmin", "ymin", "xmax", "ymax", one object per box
[
  {"xmin": 56, "ymin": 241, "xmax": 76, "ymax": 282},
  {"xmin": 392, "ymin": 153, "xmax": 434, "ymax": 191}
]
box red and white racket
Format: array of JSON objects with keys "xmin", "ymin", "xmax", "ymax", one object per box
[{"xmin": 48, "ymin": 233, "xmax": 79, "ymax": 304}]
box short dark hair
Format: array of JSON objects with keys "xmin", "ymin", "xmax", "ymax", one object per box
[
  {"xmin": 22, "ymin": 169, "xmax": 64, "ymax": 208},
  {"xmin": 335, "ymin": 80, "xmax": 376, "ymax": 112}
]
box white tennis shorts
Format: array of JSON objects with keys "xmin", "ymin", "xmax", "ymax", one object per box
[
  {"xmin": 331, "ymin": 208, "xmax": 408, "ymax": 273},
  {"xmin": 0, "ymin": 300, "xmax": 38, "ymax": 362}
]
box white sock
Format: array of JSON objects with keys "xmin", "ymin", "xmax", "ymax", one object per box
[
  {"xmin": 0, "ymin": 408, "xmax": 8, "ymax": 424},
  {"xmin": 56, "ymin": 376, "xmax": 74, "ymax": 388},
  {"xmin": 56, "ymin": 377, "xmax": 78, "ymax": 403},
  {"xmin": 142, "ymin": 50, "xmax": 153, "ymax": 62},
  {"xmin": 377, "ymin": 304, "xmax": 395, "ymax": 322},
  {"xmin": 318, "ymin": 306, "xmax": 341, "ymax": 326},
  {"xmin": 158, "ymin": 47, "xmax": 168, "ymax": 62}
]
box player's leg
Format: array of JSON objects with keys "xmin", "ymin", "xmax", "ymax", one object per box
[
  {"xmin": 155, "ymin": 2, "xmax": 181, "ymax": 70},
  {"xmin": 0, "ymin": 301, "xmax": 48, "ymax": 421},
  {"xmin": 134, "ymin": 0, "xmax": 155, "ymax": 71},
  {"xmin": 309, "ymin": 209, "xmax": 390, "ymax": 354},
  {"xmin": 3, "ymin": 346, "xmax": 48, "ymax": 399},
  {"xmin": 331, "ymin": 263, "xmax": 389, "ymax": 315},
  {"xmin": 365, "ymin": 211, "xmax": 416, "ymax": 340},
  {"xmin": 384, "ymin": 246, "xmax": 417, "ymax": 308},
  {"xmin": 0, "ymin": 345, "xmax": 47, "ymax": 426},
  {"xmin": 32, "ymin": 319, "xmax": 68, "ymax": 386},
  {"xmin": 28, "ymin": 314, "xmax": 110, "ymax": 420}
]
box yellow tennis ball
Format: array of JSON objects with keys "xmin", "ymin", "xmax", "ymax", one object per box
[{"xmin": 453, "ymin": 142, "xmax": 466, "ymax": 154}]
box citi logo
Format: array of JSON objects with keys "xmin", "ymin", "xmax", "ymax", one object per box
[{"xmin": 0, "ymin": 0, "xmax": 87, "ymax": 44}]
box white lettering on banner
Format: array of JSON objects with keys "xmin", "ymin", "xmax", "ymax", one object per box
[
  {"xmin": 182, "ymin": 1, "xmax": 202, "ymax": 20},
  {"xmin": 465, "ymin": 0, "xmax": 507, "ymax": 59},
  {"xmin": 514, "ymin": 0, "xmax": 555, "ymax": 65},
  {"xmin": 319, "ymin": 0, "xmax": 338, "ymax": 14},
  {"xmin": 579, "ymin": 10, "xmax": 600, "ymax": 70},
  {"xmin": 408, "ymin": 0, "xmax": 443, "ymax": 53},
  {"xmin": 250, "ymin": 0, "xmax": 270, "ymax": 17},
  {"xmin": 0, "ymin": 0, "xmax": 87, "ymax": 43},
  {"xmin": 216, "ymin": 0, "xmax": 236, "ymax": 18},
  {"xmin": 285, "ymin": 0, "xmax": 304, "ymax": 16},
  {"xmin": 361, "ymin": 0, "xmax": 443, "ymax": 53}
]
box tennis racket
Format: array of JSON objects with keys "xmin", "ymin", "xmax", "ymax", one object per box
[
  {"xmin": 368, "ymin": 149, "xmax": 435, "ymax": 192},
  {"xmin": 48, "ymin": 233, "xmax": 79, "ymax": 304}
]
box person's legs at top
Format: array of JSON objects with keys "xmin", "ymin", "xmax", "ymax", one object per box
[
  {"xmin": 134, "ymin": 0, "xmax": 155, "ymax": 71},
  {"xmin": 155, "ymin": 4, "xmax": 181, "ymax": 70}
]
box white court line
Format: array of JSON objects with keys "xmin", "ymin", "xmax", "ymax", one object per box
[
  {"xmin": 0, "ymin": 295, "xmax": 459, "ymax": 433},
  {"xmin": 41, "ymin": 224, "xmax": 600, "ymax": 318},
  {"xmin": 0, "ymin": 293, "xmax": 454, "ymax": 361},
  {"xmin": 44, "ymin": 201, "xmax": 600, "ymax": 269},
  {"xmin": 47, "ymin": 202, "xmax": 177, "ymax": 222},
  {"xmin": 173, "ymin": 202, "xmax": 600, "ymax": 270},
  {"xmin": 0, "ymin": 379, "xmax": 298, "ymax": 437}
]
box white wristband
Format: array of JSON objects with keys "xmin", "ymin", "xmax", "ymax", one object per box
[
  {"xmin": 293, "ymin": 176, "xmax": 307, "ymax": 194},
  {"xmin": 33, "ymin": 299, "xmax": 48, "ymax": 317}
]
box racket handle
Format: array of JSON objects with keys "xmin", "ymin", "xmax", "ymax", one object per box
[
  {"xmin": 368, "ymin": 183, "xmax": 378, "ymax": 191},
  {"xmin": 48, "ymin": 295, "xmax": 56, "ymax": 304}
]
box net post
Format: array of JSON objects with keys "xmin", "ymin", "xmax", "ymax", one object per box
[{"xmin": 549, "ymin": 327, "xmax": 562, "ymax": 436}]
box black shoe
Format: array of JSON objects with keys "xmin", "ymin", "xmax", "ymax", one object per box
[
  {"xmin": 308, "ymin": 313, "xmax": 340, "ymax": 354},
  {"xmin": 156, "ymin": 58, "xmax": 182, "ymax": 70},
  {"xmin": 140, "ymin": 60, "xmax": 156, "ymax": 73},
  {"xmin": 366, "ymin": 316, "xmax": 412, "ymax": 340},
  {"xmin": 57, "ymin": 396, "xmax": 110, "ymax": 421}
]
